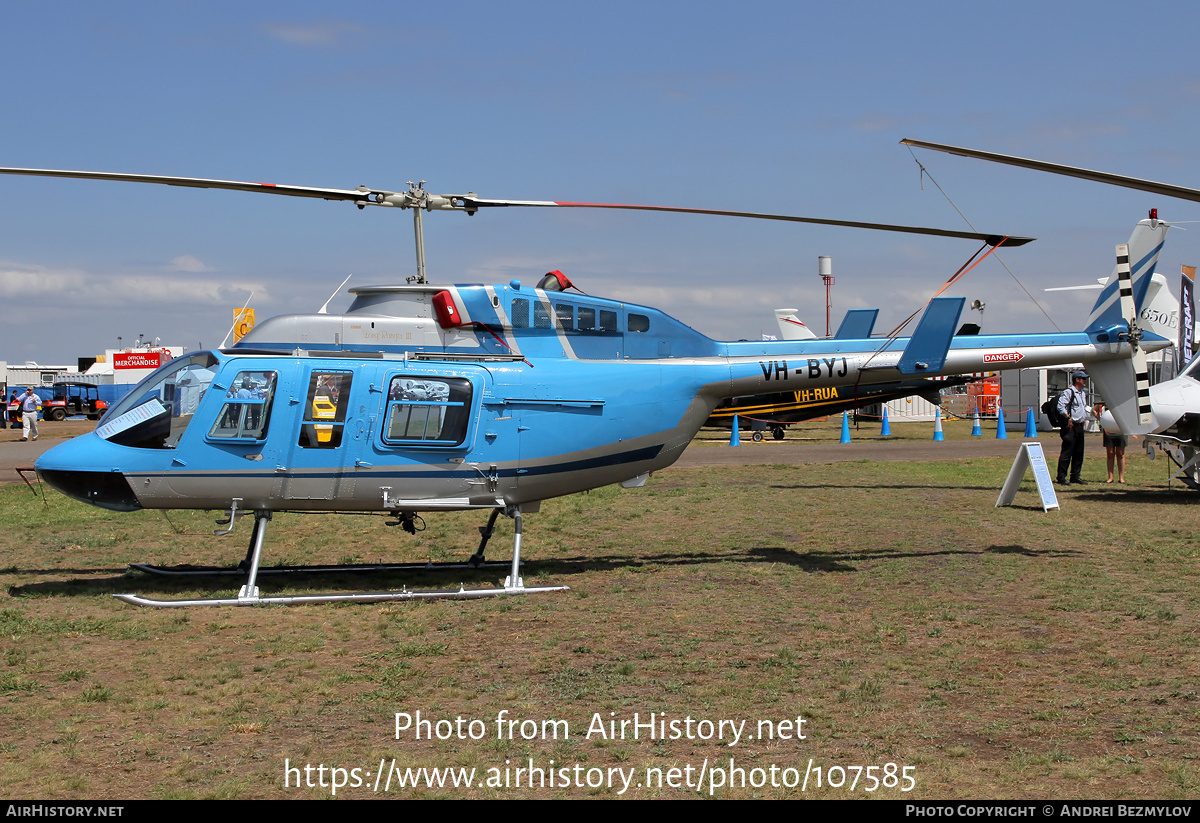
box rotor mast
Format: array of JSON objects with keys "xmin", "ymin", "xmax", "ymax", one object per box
[
  {"xmin": 410, "ymin": 182, "xmax": 427, "ymax": 284},
  {"xmin": 383, "ymin": 180, "xmax": 482, "ymax": 284}
]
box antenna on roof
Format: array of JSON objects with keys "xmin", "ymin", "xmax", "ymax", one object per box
[{"xmin": 318, "ymin": 274, "xmax": 353, "ymax": 314}]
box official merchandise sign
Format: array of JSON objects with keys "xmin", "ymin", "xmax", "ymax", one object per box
[{"xmin": 113, "ymin": 351, "xmax": 167, "ymax": 370}]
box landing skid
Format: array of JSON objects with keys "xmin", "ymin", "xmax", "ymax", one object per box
[
  {"xmin": 114, "ymin": 583, "xmax": 567, "ymax": 608},
  {"xmin": 128, "ymin": 559, "xmax": 517, "ymax": 576},
  {"xmin": 114, "ymin": 506, "xmax": 566, "ymax": 608}
]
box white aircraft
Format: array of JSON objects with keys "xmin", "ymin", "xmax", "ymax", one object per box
[{"xmin": 1047, "ymin": 272, "xmax": 1180, "ymax": 344}]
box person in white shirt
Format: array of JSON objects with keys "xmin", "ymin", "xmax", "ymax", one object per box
[
  {"xmin": 1055, "ymin": 371, "xmax": 1096, "ymax": 485},
  {"xmin": 18, "ymin": 388, "xmax": 42, "ymax": 442}
]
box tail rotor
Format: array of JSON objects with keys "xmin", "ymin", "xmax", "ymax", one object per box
[{"xmin": 1115, "ymin": 243, "xmax": 1154, "ymax": 426}]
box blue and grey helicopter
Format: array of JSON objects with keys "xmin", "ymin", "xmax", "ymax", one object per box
[{"xmin": 0, "ymin": 164, "xmax": 1168, "ymax": 606}]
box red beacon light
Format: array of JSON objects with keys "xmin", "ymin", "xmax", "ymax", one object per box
[{"xmin": 432, "ymin": 290, "xmax": 466, "ymax": 328}]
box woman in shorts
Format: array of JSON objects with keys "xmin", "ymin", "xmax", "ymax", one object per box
[{"xmin": 1102, "ymin": 428, "xmax": 1127, "ymax": 483}]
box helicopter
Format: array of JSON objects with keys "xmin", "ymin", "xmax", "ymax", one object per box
[
  {"xmin": 902, "ymin": 139, "xmax": 1200, "ymax": 487},
  {"xmin": 0, "ymin": 162, "xmax": 1167, "ymax": 607}
]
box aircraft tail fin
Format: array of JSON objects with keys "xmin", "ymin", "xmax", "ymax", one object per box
[
  {"xmin": 834, "ymin": 309, "xmax": 879, "ymax": 339},
  {"xmin": 1085, "ymin": 216, "xmax": 1168, "ymax": 333},
  {"xmin": 897, "ymin": 297, "xmax": 965, "ymax": 375},
  {"xmin": 1085, "ymin": 225, "xmax": 1168, "ymax": 436},
  {"xmin": 774, "ymin": 309, "xmax": 817, "ymax": 340}
]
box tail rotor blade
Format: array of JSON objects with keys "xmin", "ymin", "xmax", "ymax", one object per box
[
  {"xmin": 1116, "ymin": 243, "xmax": 1137, "ymax": 324},
  {"xmin": 1133, "ymin": 347, "xmax": 1153, "ymax": 426},
  {"xmin": 1117, "ymin": 243, "xmax": 1154, "ymax": 425}
]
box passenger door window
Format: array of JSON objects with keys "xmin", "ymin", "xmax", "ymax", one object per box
[{"xmin": 299, "ymin": 371, "xmax": 353, "ymax": 449}]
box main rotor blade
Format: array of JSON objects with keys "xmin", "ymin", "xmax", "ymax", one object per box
[
  {"xmin": 461, "ymin": 196, "xmax": 1032, "ymax": 247},
  {"xmin": 901, "ymin": 139, "xmax": 1200, "ymax": 204},
  {"xmin": 0, "ymin": 163, "xmax": 1033, "ymax": 246},
  {"xmin": 0, "ymin": 166, "xmax": 378, "ymax": 202}
]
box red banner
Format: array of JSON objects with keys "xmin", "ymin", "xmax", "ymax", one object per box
[{"xmin": 113, "ymin": 351, "xmax": 166, "ymax": 370}]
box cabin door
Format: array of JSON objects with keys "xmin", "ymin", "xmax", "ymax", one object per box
[{"xmin": 279, "ymin": 367, "xmax": 365, "ymax": 501}]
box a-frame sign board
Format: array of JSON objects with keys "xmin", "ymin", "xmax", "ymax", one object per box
[{"xmin": 996, "ymin": 441, "xmax": 1060, "ymax": 512}]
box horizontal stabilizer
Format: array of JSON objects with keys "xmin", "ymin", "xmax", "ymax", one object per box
[
  {"xmin": 897, "ymin": 297, "xmax": 965, "ymax": 375},
  {"xmin": 835, "ymin": 309, "xmax": 879, "ymax": 339}
]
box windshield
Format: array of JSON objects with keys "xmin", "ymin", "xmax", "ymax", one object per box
[{"xmin": 97, "ymin": 351, "xmax": 220, "ymax": 448}]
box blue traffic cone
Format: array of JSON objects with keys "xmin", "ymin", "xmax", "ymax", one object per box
[
  {"xmin": 971, "ymin": 410, "xmax": 982, "ymax": 436},
  {"xmin": 840, "ymin": 412, "xmax": 851, "ymax": 444},
  {"xmin": 996, "ymin": 408, "xmax": 1008, "ymax": 440},
  {"xmin": 933, "ymin": 408, "xmax": 945, "ymax": 441},
  {"xmin": 880, "ymin": 407, "xmax": 891, "ymax": 436},
  {"xmin": 1024, "ymin": 407, "xmax": 1037, "ymax": 438},
  {"xmin": 729, "ymin": 414, "xmax": 740, "ymax": 446}
]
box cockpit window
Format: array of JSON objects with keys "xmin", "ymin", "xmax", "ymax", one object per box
[
  {"xmin": 96, "ymin": 352, "xmax": 219, "ymax": 449},
  {"xmin": 382, "ymin": 376, "xmax": 472, "ymax": 446},
  {"xmin": 207, "ymin": 371, "xmax": 277, "ymax": 441}
]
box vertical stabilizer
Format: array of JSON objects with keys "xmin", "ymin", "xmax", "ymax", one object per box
[
  {"xmin": 1085, "ymin": 217, "xmax": 1169, "ymax": 332},
  {"xmin": 774, "ymin": 309, "xmax": 818, "ymax": 340},
  {"xmin": 834, "ymin": 309, "xmax": 879, "ymax": 339},
  {"xmin": 1086, "ymin": 221, "xmax": 1170, "ymax": 436}
]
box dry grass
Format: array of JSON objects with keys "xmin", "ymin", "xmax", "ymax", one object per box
[{"xmin": 0, "ymin": 436, "xmax": 1197, "ymax": 799}]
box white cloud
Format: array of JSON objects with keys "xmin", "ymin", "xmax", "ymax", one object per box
[
  {"xmin": 169, "ymin": 255, "xmax": 214, "ymax": 272},
  {"xmin": 0, "ymin": 262, "xmax": 267, "ymax": 307},
  {"xmin": 261, "ymin": 20, "xmax": 367, "ymax": 47}
]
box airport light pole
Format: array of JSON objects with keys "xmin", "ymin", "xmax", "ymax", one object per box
[{"xmin": 819, "ymin": 256, "xmax": 834, "ymax": 338}]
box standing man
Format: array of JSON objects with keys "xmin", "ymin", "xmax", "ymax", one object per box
[
  {"xmin": 18, "ymin": 387, "xmax": 42, "ymax": 442},
  {"xmin": 1056, "ymin": 370, "xmax": 1094, "ymax": 485}
]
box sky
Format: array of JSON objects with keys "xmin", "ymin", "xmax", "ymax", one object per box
[{"xmin": 5, "ymin": 1, "xmax": 1200, "ymax": 365}]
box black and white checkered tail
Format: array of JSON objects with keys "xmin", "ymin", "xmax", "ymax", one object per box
[{"xmin": 1116, "ymin": 243, "xmax": 1154, "ymax": 426}]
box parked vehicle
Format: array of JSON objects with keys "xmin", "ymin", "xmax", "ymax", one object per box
[{"xmin": 44, "ymin": 382, "xmax": 107, "ymax": 421}]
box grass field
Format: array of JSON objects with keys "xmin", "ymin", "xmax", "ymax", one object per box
[{"xmin": 0, "ymin": 425, "xmax": 1197, "ymax": 798}]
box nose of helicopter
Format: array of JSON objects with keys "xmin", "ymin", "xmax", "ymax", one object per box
[
  {"xmin": 34, "ymin": 433, "xmax": 142, "ymax": 512},
  {"xmin": 1146, "ymin": 380, "xmax": 1192, "ymax": 432}
]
